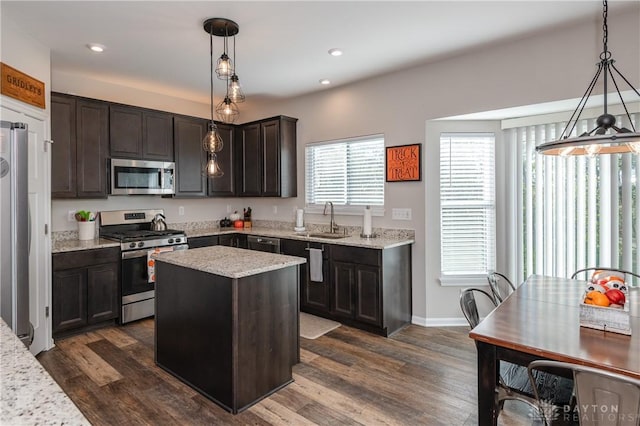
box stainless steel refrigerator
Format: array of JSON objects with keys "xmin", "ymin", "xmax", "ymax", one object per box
[{"xmin": 0, "ymin": 120, "xmax": 33, "ymax": 347}]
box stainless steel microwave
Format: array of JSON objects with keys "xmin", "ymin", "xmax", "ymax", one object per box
[{"xmin": 110, "ymin": 158, "xmax": 175, "ymax": 195}]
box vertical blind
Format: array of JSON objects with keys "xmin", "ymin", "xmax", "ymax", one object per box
[
  {"xmin": 305, "ymin": 135, "xmax": 384, "ymax": 206},
  {"xmin": 511, "ymin": 112, "xmax": 639, "ymax": 284},
  {"xmin": 440, "ymin": 133, "xmax": 496, "ymax": 276}
]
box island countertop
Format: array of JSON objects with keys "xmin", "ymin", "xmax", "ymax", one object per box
[
  {"xmin": 0, "ymin": 319, "xmax": 89, "ymax": 425},
  {"xmin": 156, "ymin": 245, "xmax": 306, "ymax": 278}
]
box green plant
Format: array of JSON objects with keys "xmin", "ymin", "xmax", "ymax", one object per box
[{"xmin": 75, "ymin": 210, "xmax": 93, "ymax": 222}]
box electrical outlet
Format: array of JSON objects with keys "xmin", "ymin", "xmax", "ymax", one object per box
[
  {"xmin": 392, "ymin": 208, "xmax": 412, "ymax": 220},
  {"xmin": 272, "ymin": 205, "xmax": 278, "ymax": 214},
  {"xmin": 226, "ymin": 204, "xmax": 232, "ymax": 213},
  {"xmin": 67, "ymin": 210, "xmax": 76, "ymax": 222},
  {"xmin": 178, "ymin": 206, "xmax": 185, "ymax": 216}
]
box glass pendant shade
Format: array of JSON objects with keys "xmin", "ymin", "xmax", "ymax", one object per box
[
  {"xmin": 206, "ymin": 154, "xmax": 224, "ymax": 178},
  {"xmin": 216, "ymin": 97, "xmax": 239, "ymax": 123},
  {"xmin": 216, "ymin": 53, "xmax": 233, "ymax": 80},
  {"xmin": 228, "ymin": 74, "xmax": 245, "ymax": 103},
  {"xmin": 202, "ymin": 122, "xmax": 224, "ymax": 153}
]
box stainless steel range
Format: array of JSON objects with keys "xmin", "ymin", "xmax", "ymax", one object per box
[{"xmin": 99, "ymin": 209, "xmax": 188, "ymax": 324}]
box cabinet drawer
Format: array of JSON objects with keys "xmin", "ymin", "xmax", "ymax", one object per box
[
  {"xmin": 330, "ymin": 245, "xmax": 380, "ymax": 266},
  {"xmin": 53, "ymin": 247, "xmax": 120, "ymax": 271},
  {"xmin": 188, "ymin": 235, "xmax": 219, "ymax": 249},
  {"xmin": 281, "ymin": 239, "xmax": 329, "ymax": 259}
]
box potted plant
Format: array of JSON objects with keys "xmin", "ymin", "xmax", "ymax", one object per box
[{"xmin": 76, "ymin": 210, "xmax": 96, "ymax": 240}]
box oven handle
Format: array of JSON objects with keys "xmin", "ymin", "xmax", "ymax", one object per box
[{"xmin": 121, "ymin": 244, "xmax": 188, "ymax": 260}]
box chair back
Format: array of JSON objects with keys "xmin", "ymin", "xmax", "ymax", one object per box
[
  {"xmin": 487, "ymin": 272, "xmax": 517, "ymax": 303},
  {"xmin": 528, "ymin": 360, "xmax": 640, "ymax": 425},
  {"xmin": 459, "ymin": 288, "xmax": 497, "ymax": 328},
  {"xmin": 571, "ymin": 267, "xmax": 640, "ymax": 287}
]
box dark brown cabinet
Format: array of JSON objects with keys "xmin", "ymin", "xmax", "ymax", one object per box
[
  {"xmin": 237, "ymin": 116, "xmax": 297, "ymax": 197},
  {"xmin": 174, "ymin": 117, "xmax": 236, "ymax": 198},
  {"xmin": 280, "ymin": 239, "xmax": 330, "ymax": 314},
  {"xmin": 52, "ymin": 247, "xmax": 120, "ymax": 336},
  {"xmin": 110, "ymin": 104, "xmax": 173, "ymax": 161},
  {"xmin": 218, "ymin": 233, "xmax": 247, "ymax": 248},
  {"xmin": 51, "ymin": 93, "xmax": 109, "ymax": 198},
  {"xmin": 187, "ymin": 235, "xmax": 219, "ymax": 249}
]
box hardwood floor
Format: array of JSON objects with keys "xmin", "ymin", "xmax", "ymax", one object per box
[{"xmin": 37, "ymin": 320, "xmax": 531, "ymax": 425}]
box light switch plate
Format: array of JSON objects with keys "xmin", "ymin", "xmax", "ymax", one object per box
[
  {"xmin": 178, "ymin": 206, "xmax": 185, "ymax": 216},
  {"xmin": 392, "ymin": 208, "xmax": 412, "ymax": 220}
]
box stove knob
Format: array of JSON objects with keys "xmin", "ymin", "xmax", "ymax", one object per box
[
  {"xmin": 174, "ymin": 238, "xmax": 181, "ymax": 243},
  {"xmin": 137, "ymin": 242, "xmax": 144, "ymax": 248},
  {"xmin": 168, "ymin": 238, "xmax": 174, "ymax": 244},
  {"xmin": 129, "ymin": 242, "xmax": 136, "ymax": 249}
]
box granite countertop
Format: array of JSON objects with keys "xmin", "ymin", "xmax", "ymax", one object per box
[
  {"xmin": 0, "ymin": 319, "xmax": 89, "ymax": 425},
  {"xmin": 185, "ymin": 227, "xmax": 415, "ymax": 249},
  {"xmin": 52, "ymin": 238, "xmax": 120, "ymax": 254},
  {"xmin": 157, "ymin": 245, "xmax": 306, "ymax": 278}
]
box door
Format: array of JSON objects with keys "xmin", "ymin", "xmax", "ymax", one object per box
[
  {"xmin": 87, "ymin": 263, "xmax": 119, "ymax": 324},
  {"xmin": 110, "ymin": 105, "xmax": 143, "ymax": 158},
  {"xmin": 1, "ymin": 102, "xmax": 51, "ymax": 355},
  {"xmin": 331, "ymin": 261, "xmax": 355, "ymax": 319},
  {"xmin": 76, "ymin": 99, "xmax": 108, "ymax": 197},
  {"xmin": 52, "ymin": 268, "xmax": 87, "ymax": 333},
  {"xmin": 354, "ymin": 265, "xmax": 381, "ymax": 325},
  {"xmin": 50, "ymin": 94, "xmax": 76, "ymax": 197},
  {"xmin": 261, "ymin": 119, "xmax": 280, "ymax": 196},
  {"xmin": 238, "ymin": 123, "xmax": 261, "ymax": 196},
  {"xmin": 174, "ymin": 116, "xmax": 207, "ymax": 197},
  {"xmin": 207, "ymin": 123, "xmax": 235, "ymax": 196},
  {"xmin": 143, "ymin": 110, "xmax": 174, "ymax": 161}
]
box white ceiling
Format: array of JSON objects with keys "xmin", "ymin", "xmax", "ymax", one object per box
[{"xmin": 2, "ymin": 1, "xmax": 635, "ymax": 107}]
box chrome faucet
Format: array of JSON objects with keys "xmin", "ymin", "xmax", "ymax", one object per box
[{"xmin": 323, "ymin": 201, "xmax": 339, "ymax": 233}]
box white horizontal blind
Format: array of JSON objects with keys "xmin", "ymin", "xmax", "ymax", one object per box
[
  {"xmin": 305, "ymin": 135, "xmax": 384, "ymax": 207},
  {"xmin": 440, "ymin": 133, "xmax": 496, "ymax": 276},
  {"xmin": 514, "ymin": 112, "xmax": 639, "ymax": 285}
]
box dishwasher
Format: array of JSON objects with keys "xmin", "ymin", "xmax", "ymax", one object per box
[{"xmin": 247, "ymin": 235, "xmax": 281, "ymax": 253}]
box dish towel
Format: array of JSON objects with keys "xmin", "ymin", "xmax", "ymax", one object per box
[{"xmin": 309, "ymin": 248, "xmax": 323, "ymax": 282}]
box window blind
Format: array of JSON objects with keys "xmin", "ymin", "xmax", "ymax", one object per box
[
  {"xmin": 512, "ymin": 112, "xmax": 639, "ymax": 284},
  {"xmin": 440, "ymin": 133, "xmax": 496, "ymax": 276},
  {"xmin": 305, "ymin": 136, "xmax": 384, "ymax": 207}
]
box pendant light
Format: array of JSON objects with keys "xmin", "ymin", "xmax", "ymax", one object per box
[
  {"xmin": 536, "ymin": 0, "xmax": 640, "ymax": 156},
  {"xmin": 215, "ymin": 23, "xmax": 234, "ymax": 79},
  {"xmin": 202, "ymin": 18, "xmax": 231, "ymax": 178},
  {"xmin": 228, "ymin": 36, "xmax": 246, "ymax": 103}
]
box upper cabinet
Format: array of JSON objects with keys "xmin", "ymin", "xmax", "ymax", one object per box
[
  {"xmin": 173, "ymin": 116, "xmax": 236, "ymax": 198},
  {"xmin": 110, "ymin": 104, "xmax": 173, "ymax": 161},
  {"xmin": 51, "ymin": 93, "xmax": 109, "ymax": 199},
  {"xmin": 237, "ymin": 116, "xmax": 297, "ymax": 198}
]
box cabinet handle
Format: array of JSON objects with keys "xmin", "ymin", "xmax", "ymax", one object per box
[{"xmin": 304, "ymin": 247, "xmax": 324, "ymax": 252}]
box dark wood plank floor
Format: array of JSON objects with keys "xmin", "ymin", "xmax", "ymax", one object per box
[{"xmin": 37, "ymin": 320, "xmax": 530, "ymax": 425}]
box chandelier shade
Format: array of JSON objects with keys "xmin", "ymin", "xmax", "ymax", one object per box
[
  {"xmin": 216, "ymin": 96, "xmax": 239, "ymax": 124},
  {"xmin": 536, "ymin": 0, "xmax": 640, "ymax": 156}
]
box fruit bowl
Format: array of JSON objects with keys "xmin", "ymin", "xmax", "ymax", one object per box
[{"xmin": 580, "ymin": 286, "xmax": 631, "ymax": 335}]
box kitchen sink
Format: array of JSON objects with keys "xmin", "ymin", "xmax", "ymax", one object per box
[{"xmin": 306, "ymin": 232, "xmax": 349, "ymax": 239}]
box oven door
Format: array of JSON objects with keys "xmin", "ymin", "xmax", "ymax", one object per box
[{"xmin": 121, "ymin": 249, "xmax": 155, "ymax": 297}]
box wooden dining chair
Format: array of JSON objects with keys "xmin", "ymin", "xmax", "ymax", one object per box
[
  {"xmin": 459, "ymin": 288, "xmax": 539, "ymax": 413},
  {"xmin": 528, "ymin": 360, "xmax": 640, "ymax": 425},
  {"xmin": 487, "ymin": 271, "xmax": 517, "ymax": 303},
  {"xmin": 571, "ymin": 267, "xmax": 640, "ymax": 287}
]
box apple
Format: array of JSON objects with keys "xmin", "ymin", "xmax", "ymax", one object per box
[{"xmin": 605, "ymin": 289, "xmax": 626, "ymax": 306}]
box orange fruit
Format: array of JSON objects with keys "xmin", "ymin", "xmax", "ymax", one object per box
[{"xmin": 584, "ymin": 290, "xmax": 610, "ymax": 307}]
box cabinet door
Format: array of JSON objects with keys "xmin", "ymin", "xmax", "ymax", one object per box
[
  {"xmin": 110, "ymin": 105, "xmax": 143, "ymax": 158},
  {"xmin": 143, "ymin": 110, "xmax": 174, "ymax": 161},
  {"xmin": 52, "ymin": 268, "xmax": 87, "ymax": 333},
  {"xmin": 51, "ymin": 94, "xmax": 77, "ymax": 198},
  {"xmin": 330, "ymin": 261, "xmax": 355, "ymax": 319},
  {"xmin": 87, "ymin": 263, "xmax": 119, "ymax": 324},
  {"xmin": 207, "ymin": 123, "xmax": 235, "ymax": 196},
  {"xmin": 261, "ymin": 119, "xmax": 280, "ymax": 196},
  {"xmin": 174, "ymin": 116, "xmax": 207, "ymax": 197},
  {"xmin": 76, "ymin": 99, "xmax": 109, "ymax": 198},
  {"xmin": 188, "ymin": 235, "xmax": 219, "ymax": 249},
  {"xmin": 238, "ymin": 123, "xmax": 261, "ymax": 196},
  {"xmin": 354, "ymin": 265, "xmax": 381, "ymax": 325}
]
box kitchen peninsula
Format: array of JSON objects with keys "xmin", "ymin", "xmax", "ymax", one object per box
[{"xmin": 154, "ymin": 246, "xmax": 305, "ymax": 414}]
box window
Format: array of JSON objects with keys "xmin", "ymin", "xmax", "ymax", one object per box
[
  {"xmin": 440, "ymin": 133, "xmax": 496, "ymax": 280},
  {"xmin": 511, "ymin": 112, "xmax": 639, "ymax": 284},
  {"xmin": 305, "ymin": 135, "xmax": 384, "ymax": 211}
]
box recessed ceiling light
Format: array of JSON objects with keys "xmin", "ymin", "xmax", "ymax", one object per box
[
  {"xmin": 87, "ymin": 43, "xmax": 105, "ymax": 53},
  {"xmin": 319, "ymin": 79, "xmax": 331, "ymax": 85},
  {"xmin": 328, "ymin": 48, "xmax": 343, "ymax": 57}
]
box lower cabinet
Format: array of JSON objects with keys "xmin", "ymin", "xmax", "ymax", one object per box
[
  {"xmin": 218, "ymin": 233, "xmax": 247, "ymax": 248},
  {"xmin": 187, "ymin": 235, "xmax": 219, "ymax": 249},
  {"xmin": 281, "ymin": 240, "xmax": 412, "ymax": 336},
  {"xmin": 281, "ymin": 239, "xmax": 331, "ymax": 314},
  {"xmin": 52, "ymin": 247, "xmax": 120, "ymax": 336}
]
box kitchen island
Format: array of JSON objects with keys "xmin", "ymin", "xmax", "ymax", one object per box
[{"xmin": 154, "ymin": 246, "xmax": 305, "ymax": 414}]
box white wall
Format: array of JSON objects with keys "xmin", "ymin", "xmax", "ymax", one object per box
[{"xmin": 48, "ymin": 7, "xmax": 640, "ymax": 323}]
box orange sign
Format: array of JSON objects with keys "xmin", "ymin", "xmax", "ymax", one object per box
[
  {"xmin": 1, "ymin": 62, "xmax": 46, "ymax": 109},
  {"xmin": 386, "ymin": 144, "xmax": 421, "ymax": 182}
]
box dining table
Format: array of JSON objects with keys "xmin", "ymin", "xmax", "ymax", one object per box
[{"xmin": 469, "ymin": 274, "xmax": 639, "ymax": 425}]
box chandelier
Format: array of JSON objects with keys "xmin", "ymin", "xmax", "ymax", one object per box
[{"xmin": 536, "ymin": 0, "xmax": 640, "ymax": 156}]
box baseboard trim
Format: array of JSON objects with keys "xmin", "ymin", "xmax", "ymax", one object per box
[{"xmin": 411, "ymin": 316, "xmax": 468, "ymax": 327}]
